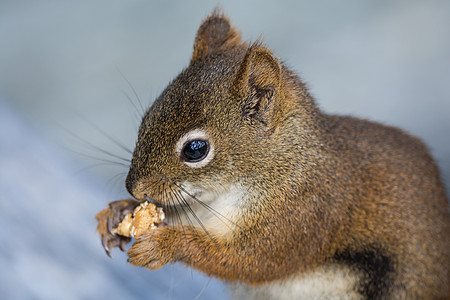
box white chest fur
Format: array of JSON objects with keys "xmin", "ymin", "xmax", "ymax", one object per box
[
  {"xmin": 175, "ymin": 182, "xmax": 246, "ymax": 236},
  {"xmin": 176, "ymin": 184, "xmax": 363, "ymax": 299},
  {"xmin": 229, "ymin": 264, "xmax": 363, "ymax": 300}
]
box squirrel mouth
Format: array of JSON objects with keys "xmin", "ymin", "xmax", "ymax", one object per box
[
  {"xmin": 143, "ymin": 196, "xmax": 198, "ymax": 226},
  {"xmin": 140, "ymin": 185, "xmax": 240, "ymax": 233},
  {"xmin": 137, "ymin": 181, "xmax": 239, "ymax": 229}
]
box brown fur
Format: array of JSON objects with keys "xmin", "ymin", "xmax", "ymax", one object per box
[{"xmin": 96, "ymin": 10, "xmax": 450, "ymax": 299}]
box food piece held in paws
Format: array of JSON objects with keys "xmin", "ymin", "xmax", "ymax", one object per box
[{"xmin": 112, "ymin": 201, "xmax": 165, "ymax": 238}]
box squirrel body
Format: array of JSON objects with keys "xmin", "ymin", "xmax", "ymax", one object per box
[{"xmin": 96, "ymin": 10, "xmax": 450, "ymax": 299}]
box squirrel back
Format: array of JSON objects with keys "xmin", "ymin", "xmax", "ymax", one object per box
[{"xmin": 97, "ymin": 10, "xmax": 450, "ymax": 299}]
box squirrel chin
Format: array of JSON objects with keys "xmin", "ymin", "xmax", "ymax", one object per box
[{"xmin": 164, "ymin": 182, "xmax": 247, "ymax": 236}]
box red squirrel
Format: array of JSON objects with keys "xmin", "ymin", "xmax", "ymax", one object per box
[{"xmin": 96, "ymin": 10, "xmax": 450, "ymax": 299}]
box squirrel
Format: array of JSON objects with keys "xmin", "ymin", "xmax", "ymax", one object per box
[{"xmin": 95, "ymin": 10, "xmax": 450, "ymax": 299}]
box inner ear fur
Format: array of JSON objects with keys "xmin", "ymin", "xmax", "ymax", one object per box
[
  {"xmin": 231, "ymin": 43, "xmax": 282, "ymax": 123},
  {"xmin": 191, "ymin": 9, "xmax": 242, "ymax": 62}
]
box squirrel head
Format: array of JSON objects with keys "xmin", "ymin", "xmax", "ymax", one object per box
[{"xmin": 125, "ymin": 10, "xmax": 320, "ymax": 224}]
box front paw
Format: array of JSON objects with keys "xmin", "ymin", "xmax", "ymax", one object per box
[
  {"xmin": 95, "ymin": 199, "xmax": 140, "ymax": 256},
  {"xmin": 127, "ymin": 227, "xmax": 175, "ymax": 270}
]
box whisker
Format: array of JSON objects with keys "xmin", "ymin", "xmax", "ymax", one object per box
[
  {"xmin": 167, "ymin": 188, "xmax": 183, "ymax": 228},
  {"xmin": 172, "ymin": 189, "xmax": 217, "ymax": 244},
  {"xmin": 63, "ymin": 126, "xmax": 131, "ymax": 163},
  {"xmin": 75, "ymin": 113, "xmax": 133, "ymax": 155},
  {"xmin": 142, "ymin": 177, "xmax": 236, "ymax": 246},
  {"xmin": 170, "ymin": 186, "xmax": 212, "ymax": 253},
  {"xmin": 193, "ymin": 276, "xmax": 212, "ymax": 300},
  {"xmin": 166, "ymin": 186, "xmax": 188, "ymax": 241},
  {"xmin": 170, "ymin": 186, "xmax": 197, "ymax": 229},
  {"xmin": 74, "ymin": 162, "xmax": 128, "ymax": 175},
  {"xmin": 105, "ymin": 172, "xmax": 127, "ymax": 191},
  {"xmin": 162, "ymin": 188, "xmax": 174, "ymax": 224},
  {"xmin": 115, "ymin": 65, "xmax": 146, "ymax": 117},
  {"xmin": 174, "ymin": 182, "xmax": 240, "ymax": 230},
  {"xmin": 72, "ymin": 151, "xmax": 130, "ymax": 167},
  {"xmin": 120, "ymin": 89, "xmax": 145, "ymax": 122},
  {"xmin": 169, "ymin": 188, "xmax": 202, "ymax": 252}
]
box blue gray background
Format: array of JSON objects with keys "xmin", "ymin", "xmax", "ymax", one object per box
[{"xmin": 1, "ymin": 1, "xmax": 449, "ymax": 299}]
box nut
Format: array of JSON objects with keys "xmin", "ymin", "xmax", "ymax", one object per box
[{"xmin": 112, "ymin": 201, "xmax": 165, "ymax": 238}]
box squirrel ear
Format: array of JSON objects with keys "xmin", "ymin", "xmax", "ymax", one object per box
[
  {"xmin": 231, "ymin": 43, "xmax": 282, "ymax": 125},
  {"xmin": 191, "ymin": 9, "xmax": 242, "ymax": 62}
]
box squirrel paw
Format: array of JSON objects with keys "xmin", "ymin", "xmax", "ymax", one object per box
[
  {"xmin": 127, "ymin": 227, "xmax": 174, "ymax": 270},
  {"xmin": 95, "ymin": 199, "xmax": 140, "ymax": 257}
]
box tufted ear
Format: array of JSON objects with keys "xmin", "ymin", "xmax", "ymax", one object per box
[
  {"xmin": 231, "ymin": 43, "xmax": 282, "ymax": 125},
  {"xmin": 191, "ymin": 9, "xmax": 242, "ymax": 62}
]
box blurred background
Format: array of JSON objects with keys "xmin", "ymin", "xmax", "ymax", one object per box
[{"xmin": 1, "ymin": 0, "xmax": 449, "ymax": 299}]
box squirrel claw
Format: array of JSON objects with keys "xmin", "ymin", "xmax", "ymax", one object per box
[
  {"xmin": 119, "ymin": 239, "xmax": 129, "ymax": 252},
  {"xmin": 103, "ymin": 244, "xmax": 112, "ymax": 258},
  {"xmin": 100, "ymin": 233, "xmax": 131, "ymax": 257},
  {"xmin": 96, "ymin": 199, "xmax": 139, "ymax": 257}
]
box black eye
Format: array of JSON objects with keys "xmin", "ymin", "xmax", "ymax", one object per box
[{"xmin": 182, "ymin": 140, "xmax": 209, "ymax": 162}]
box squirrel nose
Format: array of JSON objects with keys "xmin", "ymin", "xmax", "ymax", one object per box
[{"xmin": 125, "ymin": 172, "xmax": 147, "ymax": 200}]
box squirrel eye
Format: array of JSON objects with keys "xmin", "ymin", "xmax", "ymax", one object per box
[
  {"xmin": 182, "ymin": 140, "xmax": 209, "ymax": 162},
  {"xmin": 176, "ymin": 129, "xmax": 214, "ymax": 168}
]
